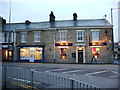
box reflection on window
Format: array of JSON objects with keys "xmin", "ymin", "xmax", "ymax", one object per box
[{"xmin": 60, "ymin": 48, "xmax": 67, "ymax": 59}]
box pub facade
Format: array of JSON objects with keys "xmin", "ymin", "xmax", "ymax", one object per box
[{"xmin": 1, "ymin": 12, "xmax": 114, "ymax": 63}]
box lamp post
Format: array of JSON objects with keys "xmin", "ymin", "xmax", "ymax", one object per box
[
  {"xmin": 8, "ymin": 0, "xmax": 12, "ymax": 61},
  {"xmin": 111, "ymin": 8, "xmax": 120, "ymax": 25}
]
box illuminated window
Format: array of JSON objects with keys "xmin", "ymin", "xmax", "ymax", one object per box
[
  {"xmin": 60, "ymin": 31, "xmax": 67, "ymax": 42},
  {"xmin": 60, "ymin": 48, "xmax": 67, "ymax": 59},
  {"xmin": 20, "ymin": 47, "xmax": 43, "ymax": 60},
  {"xmin": 21, "ymin": 32, "xmax": 27, "ymax": 42},
  {"xmin": 92, "ymin": 31, "xmax": 99, "ymax": 41},
  {"xmin": 92, "ymin": 47, "xmax": 100, "ymax": 54},
  {"xmin": 77, "ymin": 30, "xmax": 84, "ymax": 42},
  {"xmin": 20, "ymin": 48, "xmax": 29, "ymax": 59},
  {"xmin": 34, "ymin": 31, "xmax": 40, "ymax": 42},
  {"xmin": 35, "ymin": 48, "xmax": 42, "ymax": 60}
]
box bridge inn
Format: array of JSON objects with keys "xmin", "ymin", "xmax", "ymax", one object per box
[{"xmin": 1, "ymin": 12, "xmax": 114, "ymax": 63}]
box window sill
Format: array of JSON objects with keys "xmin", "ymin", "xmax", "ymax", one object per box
[
  {"xmin": 34, "ymin": 41, "xmax": 40, "ymax": 43},
  {"xmin": 77, "ymin": 41, "xmax": 84, "ymax": 42},
  {"xmin": 21, "ymin": 41, "xmax": 26, "ymax": 43}
]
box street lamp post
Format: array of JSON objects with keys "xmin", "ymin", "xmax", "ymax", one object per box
[
  {"xmin": 8, "ymin": 0, "xmax": 12, "ymax": 61},
  {"xmin": 111, "ymin": 8, "xmax": 120, "ymax": 25}
]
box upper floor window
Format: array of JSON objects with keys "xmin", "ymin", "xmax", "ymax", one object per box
[
  {"xmin": 4, "ymin": 33, "xmax": 8, "ymax": 42},
  {"xmin": 92, "ymin": 31, "xmax": 99, "ymax": 41},
  {"xmin": 59, "ymin": 31, "xmax": 67, "ymax": 42},
  {"xmin": 34, "ymin": 31, "xmax": 40, "ymax": 42},
  {"xmin": 21, "ymin": 32, "xmax": 27, "ymax": 42},
  {"xmin": 77, "ymin": 30, "xmax": 84, "ymax": 42}
]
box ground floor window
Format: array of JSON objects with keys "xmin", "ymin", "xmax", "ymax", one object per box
[
  {"xmin": 60, "ymin": 48, "xmax": 67, "ymax": 59},
  {"xmin": 2, "ymin": 48, "xmax": 13, "ymax": 61},
  {"xmin": 20, "ymin": 47, "xmax": 43, "ymax": 60},
  {"xmin": 92, "ymin": 47, "xmax": 100, "ymax": 58}
]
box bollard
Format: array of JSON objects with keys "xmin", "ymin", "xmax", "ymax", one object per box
[
  {"xmin": 3, "ymin": 66, "xmax": 7, "ymax": 89},
  {"xmin": 31, "ymin": 70, "xmax": 34, "ymax": 89}
]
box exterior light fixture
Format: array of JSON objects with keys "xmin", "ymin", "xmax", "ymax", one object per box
[{"xmin": 94, "ymin": 55, "xmax": 98, "ymax": 59}]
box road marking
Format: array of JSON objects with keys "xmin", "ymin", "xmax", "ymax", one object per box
[
  {"xmin": 13, "ymin": 78, "xmax": 42, "ymax": 85},
  {"xmin": 31, "ymin": 69, "xmax": 35, "ymax": 71},
  {"xmin": 45, "ymin": 68, "xmax": 65, "ymax": 72},
  {"xmin": 110, "ymin": 75, "xmax": 119, "ymax": 78},
  {"xmin": 111, "ymin": 71, "xmax": 119, "ymax": 74},
  {"xmin": 85, "ymin": 71, "xmax": 107, "ymax": 76},
  {"xmin": 62, "ymin": 70, "xmax": 83, "ymax": 74}
]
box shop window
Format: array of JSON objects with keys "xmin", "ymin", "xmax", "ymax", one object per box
[
  {"xmin": 60, "ymin": 48, "xmax": 67, "ymax": 59},
  {"xmin": 92, "ymin": 47, "xmax": 100, "ymax": 58},
  {"xmin": 35, "ymin": 48, "xmax": 42, "ymax": 60},
  {"xmin": 20, "ymin": 47, "xmax": 43, "ymax": 60},
  {"xmin": 20, "ymin": 48, "xmax": 29, "ymax": 59}
]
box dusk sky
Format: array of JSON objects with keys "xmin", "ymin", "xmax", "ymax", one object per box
[{"xmin": 0, "ymin": 0, "xmax": 119, "ymax": 42}]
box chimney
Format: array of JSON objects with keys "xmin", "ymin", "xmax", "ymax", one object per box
[
  {"xmin": 49, "ymin": 11, "xmax": 55, "ymax": 22},
  {"xmin": 0, "ymin": 17, "xmax": 6, "ymax": 24},
  {"xmin": 25, "ymin": 20, "xmax": 31, "ymax": 25},
  {"xmin": 73, "ymin": 13, "xmax": 77, "ymax": 20}
]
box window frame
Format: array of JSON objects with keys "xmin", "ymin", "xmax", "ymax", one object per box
[
  {"xmin": 34, "ymin": 31, "xmax": 40, "ymax": 42},
  {"xmin": 91, "ymin": 30, "xmax": 100, "ymax": 41},
  {"xmin": 21, "ymin": 32, "xmax": 27, "ymax": 43},
  {"xmin": 77, "ymin": 30, "xmax": 84, "ymax": 42},
  {"xmin": 59, "ymin": 31, "xmax": 67, "ymax": 42}
]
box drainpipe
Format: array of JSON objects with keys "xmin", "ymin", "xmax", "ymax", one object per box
[{"xmin": 53, "ymin": 28, "xmax": 56, "ymax": 63}]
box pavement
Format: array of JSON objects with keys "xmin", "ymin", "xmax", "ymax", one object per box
[{"xmin": 2, "ymin": 62, "xmax": 120, "ymax": 89}]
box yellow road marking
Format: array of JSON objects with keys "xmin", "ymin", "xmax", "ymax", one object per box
[{"xmin": 1, "ymin": 80, "xmax": 40, "ymax": 90}]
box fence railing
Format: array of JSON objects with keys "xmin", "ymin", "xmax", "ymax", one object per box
[{"xmin": 2, "ymin": 65, "xmax": 101, "ymax": 89}]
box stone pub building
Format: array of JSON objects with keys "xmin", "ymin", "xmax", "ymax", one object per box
[{"xmin": 1, "ymin": 12, "xmax": 114, "ymax": 63}]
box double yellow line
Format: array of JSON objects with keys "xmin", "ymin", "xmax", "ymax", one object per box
[{"xmin": 1, "ymin": 80, "xmax": 40, "ymax": 90}]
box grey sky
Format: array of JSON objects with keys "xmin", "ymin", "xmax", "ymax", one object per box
[{"xmin": 0, "ymin": 0, "xmax": 119, "ymax": 42}]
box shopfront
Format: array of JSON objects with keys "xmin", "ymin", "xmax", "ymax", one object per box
[
  {"xmin": 2, "ymin": 45, "xmax": 13, "ymax": 62},
  {"xmin": 18, "ymin": 45, "xmax": 45, "ymax": 62}
]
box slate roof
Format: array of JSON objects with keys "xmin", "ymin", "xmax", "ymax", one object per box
[{"xmin": 2, "ymin": 19, "xmax": 112, "ymax": 31}]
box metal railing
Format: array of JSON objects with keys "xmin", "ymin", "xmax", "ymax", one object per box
[{"xmin": 2, "ymin": 65, "xmax": 101, "ymax": 89}]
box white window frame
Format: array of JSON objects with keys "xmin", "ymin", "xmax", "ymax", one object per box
[
  {"xmin": 4, "ymin": 32, "xmax": 8, "ymax": 43},
  {"xmin": 0, "ymin": 32, "xmax": 2, "ymax": 43},
  {"xmin": 34, "ymin": 31, "xmax": 40, "ymax": 42},
  {"xmin": 77, "ymin": 30, "xmax": 84, "ymax": 42},
  {"xmin": 21, "ymin": 32, "xmax": 27, "ymax": 43},
  {"xmin": 59, "ymin": 30, "xmax": 67, "ymax": 42},
  {"xmin": 91, "ymin": 30, "xmax": 100, "ymax": 41}
]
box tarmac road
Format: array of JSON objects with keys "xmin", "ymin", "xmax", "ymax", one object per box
[{"xmin": 2, "ymin": 62, "xmax": 120, "ymax": 89}]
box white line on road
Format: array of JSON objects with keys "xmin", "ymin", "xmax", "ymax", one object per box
[
  {"xmin": 111, "ymin": 71, "xmax": 119, "ymax": 74},
  {"xmin": 45, "ymin": 68, "xmax": 65, "ymax": 72},
  {"xmin": 85, "ymin": 71, "xmax": 107, "ymax": 76},
  {"xmin": 62, "ymin": 70, "xmax": 83, "ymax": 74},
  {"xmin": 110, "ymin": 75, "xmax": 119, "ymax": 78},
  {"xmin": 13, "ymin": 78, "xmax": 41, "ymax": 85}
]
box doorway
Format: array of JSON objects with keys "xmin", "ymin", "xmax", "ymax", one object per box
[
  {"xmin": 78, "ymin": 50, "xmax": 83, "ymax": 63},
  {"xmin": 76, "ymin": 46, "xmax": 85, "ymax": 63}
]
